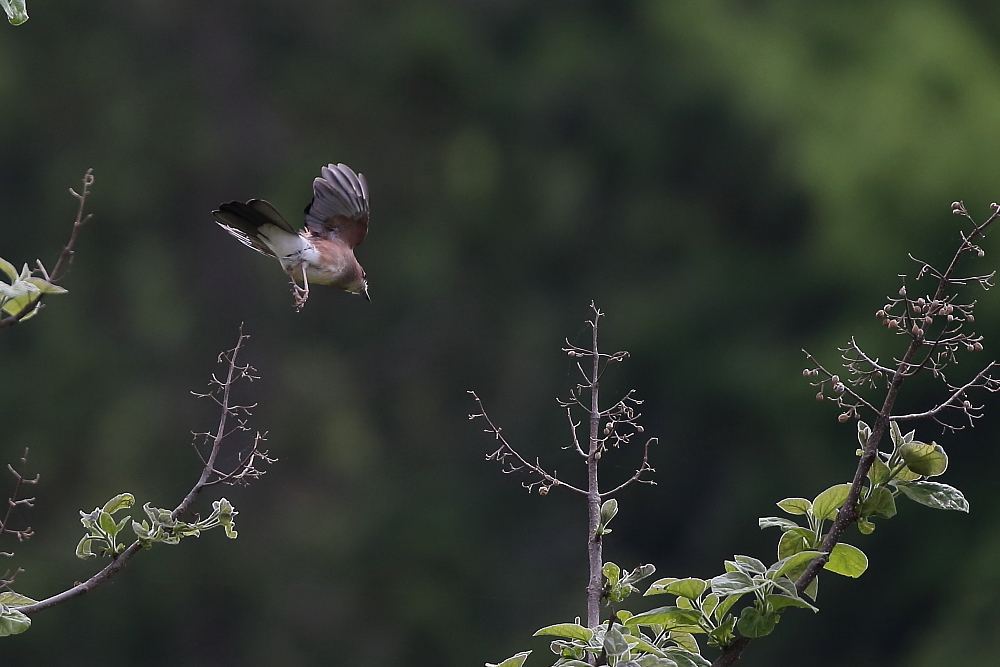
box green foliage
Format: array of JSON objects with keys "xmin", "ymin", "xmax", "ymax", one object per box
[
  {"xmin": 0, "ymin": 592, "xmax": 34, "ymax": 636},
  {"xmin": 77, "ymin": 494, "xmax": 238, "ymax": 558},
  {"xmin": 0, "ymin": 0, "xmax": 26, "ymax": 25},
  {"xmin": 76, "ymin": 493, "xmax": 136, "ymax": 558},
  {"xmin": 0, "ymin": 257, "xmax": 66, "ymax": 322}
]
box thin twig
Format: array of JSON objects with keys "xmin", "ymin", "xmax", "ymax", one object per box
[
  {"xmin": 17, "ymin": 327, "xmax": 271, "ymax": 616},
  {"xmin": 0, "ymin": 169, "xmax": 94, "ymax": 330}
]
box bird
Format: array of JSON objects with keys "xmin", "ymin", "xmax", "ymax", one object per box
[{"xmin": 212, "ymin": 163, "xmax": 370, "ymax": 310}]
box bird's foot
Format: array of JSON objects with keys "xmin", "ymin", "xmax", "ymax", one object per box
[{"xmin": 291, "ymin": 281, "xmax": 310, "ymax": 312}]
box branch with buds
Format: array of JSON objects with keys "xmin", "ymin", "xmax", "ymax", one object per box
[
  {"xmin": 472, "ymin": 302, "xmax": 656, "ymax": 631},
  {"xmin": 709, "ymin": 201, "xmax": 1000, "ymax": 667}
]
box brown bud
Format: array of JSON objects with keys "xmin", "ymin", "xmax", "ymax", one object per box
[
  {"xmin": 882, "ymin": 319, "xmax": 891, "ymax": 327},
  {"xmin": 803, "ymin": 368, "xmax": 812, "ymax": 377},
  {"xmin": 899, "ymin": 286, "xmax": 907, "ymax": 297},
  {"xmin": 876, "ymin": 310, "xmax": 887, "ymax": 319},
  {"xmin": 838, "ymin": 413, "xmax": 851, "ymax": 423},
  {"xmin": 815, "ymin": 392, "xmax": 824, "ymax": 402},
  {"xmin": 888, "ymin": 319, "xmax": 898, "ymax": 329},
  {"xmin": 831, "ymin": 375, "xmax": 840, "ymax": 384},
  {"xmin": 974, "ymin": 342, "xmax": 983, "ymax": 351},
  {"xmin": 952, "ymin": 201, "xmax": 964, "ymax": 213},
  {"xmin": 911, "ymin": 324, "xmax": 921, "ymax": 335},
  {"xmin": 968, "ymin": 314, "xmax": 975, "ymax": 322},
  {"xmin": 924, "ymin": 316, "xmax": 933, "ymax": 325}
]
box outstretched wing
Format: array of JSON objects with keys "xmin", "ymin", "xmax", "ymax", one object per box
[
  {"xmin": 303, "ymin": 163, "xmax": 370, "ymax": 248},
  {"xmin": 213, "ymin": 199, "xmax": 297, "ymax": 257}
]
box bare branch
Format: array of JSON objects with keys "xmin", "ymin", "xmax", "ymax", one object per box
[{"xmin": 468, "ymin": 391, "xmax": 586, "ymax": 496}]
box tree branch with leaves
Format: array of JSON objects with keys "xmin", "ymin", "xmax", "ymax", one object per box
[
  {"xmin": 0, "ymin": 329, "xmax": 274, "ymax": 636},
  {"xmin": 479, "ymin": 202, "xmax": 998, "ymax": 667}
]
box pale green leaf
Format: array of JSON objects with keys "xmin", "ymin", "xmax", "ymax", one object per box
[
  {"xmin": 894, "ymin": 480, "xmax": 969, "ymax": 512},
  {"xmin": 776, "ymin": 498, "xmax": 811, "ymax": 515},
  {"xmin": 533, "ymin": 623, "xmax": 593, "ymax": 641},
  {"xmin": 485, "ymin": 651, "xmax": 531, "ymax": 667},
  {"xmin": 823, "ymin": 543, "xmax": 868, "ymax": 577},
  {"xmin": 812, "ymin": 483, "xmax": 852, "ymax": 521}
]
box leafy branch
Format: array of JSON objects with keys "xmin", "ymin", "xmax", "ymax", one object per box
[
  {"xmin": 484, "ymin": 202, "xmax": 998, "ymax": 667},
  {"xmin": 0, "ymin": 169, "xmax": 94, "ymax": 330},
  {"xmin": 1, "ymin": 328, "xmax": 274, "ymax": 634}
]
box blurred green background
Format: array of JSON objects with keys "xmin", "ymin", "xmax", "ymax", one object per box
[{"xmin": 4, "ymin": 0, "xmax": 1000, "ymax": 665}]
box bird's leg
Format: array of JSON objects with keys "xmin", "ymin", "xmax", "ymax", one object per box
[{"xmin": 291, "ymin": 265, "xmax": 310, "ymax": 311}]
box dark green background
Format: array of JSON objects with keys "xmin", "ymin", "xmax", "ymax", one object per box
[{"xmin": 4, "ymin": 1, "xmax": 1000, "ymax": 665}]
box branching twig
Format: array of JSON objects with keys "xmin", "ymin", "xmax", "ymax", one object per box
[
  {"xmin": 472, "ymin": 302, "xmax": 657, "ymax": 635},
  {"xmin": 0, "ymin": 169, "xmax": 94, "ymax": 330},
  {"xmin": 712, "ymin": 201, "xmax": 1000, "ymax": 666},
  {"xmin": 16, "ymin": 327, "xmax": 272, "ymax": 616},
  {"xmin": 0, "ymin": 449, "xmax": 37, "ymax": 594},
  {"xmin": 468, "ymin": 391, "xmax": 585, "ymax": 496}
]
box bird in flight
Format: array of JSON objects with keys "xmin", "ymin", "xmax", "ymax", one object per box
[{"xmin": 213, "ymin": 163, "xmax": 370, "ymax": 310}]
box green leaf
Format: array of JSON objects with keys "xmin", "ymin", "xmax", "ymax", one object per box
[
  {"xmin": 622, "ymin": 564, "xmax": 656, "ymax": 586},
  {"xmin": 776, "ymin": 498, "xmax": 811, "ymax": 515},
  {"xmin": 710, "ymin": 571, "xmax": 760, "ymax": 596},
  {"xmin": 0, "ymin": 257, "xmax": 17, "ymax": 281},
  {"xmin": 701, "ymin": 593, "xmax": 719, "ymax": 617},
  {"xmin": 0, "ymin": 607, "xmax": 30, "ymax": 636},
  {"xmin": 0, "ymin": 592, "xmax": 36, "ymax": 606},
  {"xmin": 736, "ymin": 607, "xmax": 778, "ymax": 638},
  {"xmin": 645, "ymin": 577, "xmax": 679, "ymax": 596},
  {"xmin": 485, "ymin": 651, "xmax": 531, "ymax": 667},
  {"xmin": 777, "ymin": 527, "xmax": 814, "ymax": 560},
  {"xmin": 804, "ymin": 576, "xmax": 818, "ymax": 601},
  {"xmin": 625, "ymin": 606, "xmax": 703, "ymax": 630},
  {"xmin": 24, "ymin": 277, "xmax": 67, "ymax": 294},
  {"xmin": 867, "ymin": 455, "xmax": 891, "ymax": 486},
  {"xmin": 860, "ymin": 486, "xmax": 896, "ymax": 519},
  {"xmin": 759, "ymin": 516, "xmax": 799, "ymax": 531},
  {"xmin": 662, "ymin": 648, "xmax": 712, "ymax": 667},
  {"xmin": 732, "ymin": 555, "xmax": 766, "ymax": 574},
  {"xmin": 600, "ymin": 498, "xmax": 619, "ymax": 525},
  {"xmin": 857, "ymin": 420, "xmax": 872, "ymax": 447},
  {"xmin": 76, "ymin": 536, "xmax": 95, "ymax": 559},
  {"xmin": 890, "ymin": 421, "xmax": 904, "ymax": 446},
  {"xmin": 533, "ymin": 624, "xmax": 593, "ymax": 641},
  {"xmin": 823, "ymin": 543, "xmax": 868, "ymax": 577},
  {"xmin": 894, "ymin": 480, "xmax": 969, "ymax": 512},
  {"xmin": 812, "ymin": 483, "xmax": 852, "ymax": 521},
  {"xmin": 898, "ymin": 442, "xmax": 948, "ymax": 477},
  {"xmin": 604, "ymin": 626, "xmax": 630, "ymax": 657},
  {"xmin": 604, "ymin": 562, "xmax": 622, "ymax": 586},
  {"xmin": 770, "ymin": 550, "xmax": 824, "ymax": 580},
  {"xmin": 663, "ymin": 578, "xmax": 707, "ymax": 600},
  {"xmin": 766, "ymin": 593, "xmax": 818, "ymax": 613},
  {"xmin": 714, "ymin": 593, "xmax": 743, "ymax": 621},
  {"xmin": 0, "ymin": 0, "xmax": 27, "ymax": 25},
  {"xmin": 857, "ymin": 518, "xmax": 876, "ymax": 534},
  {"xmin": 98, "ymin": 510, "xmax": 117, "ymax": 536},
  {"xmin": 668, "ymin": 631, "xmax": 700, "ymax": 654}
]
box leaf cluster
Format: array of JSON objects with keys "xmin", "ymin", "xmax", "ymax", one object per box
[
  {"xmin": 0, "ymin": 258, "xmax": 66, "ymax": 323},
  {"xmin": 76, "ymin": 493, "xmax": 238, "ymax": 559}
]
